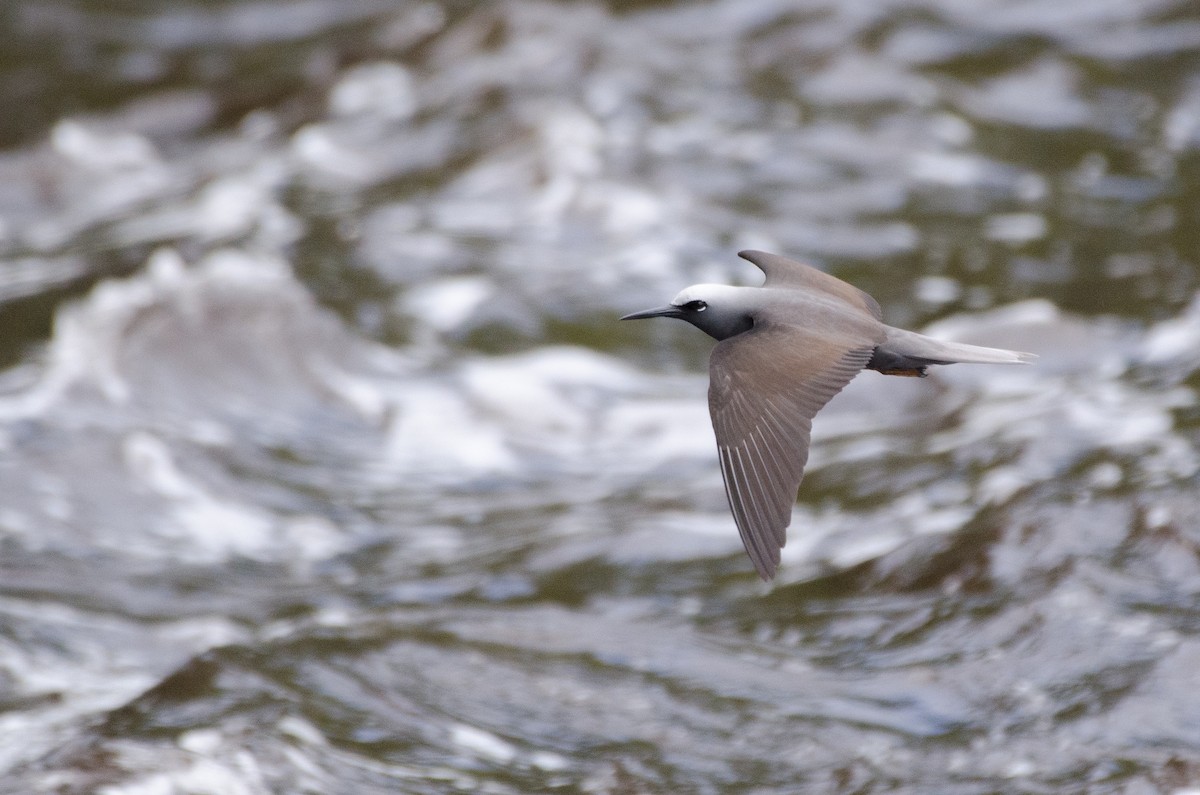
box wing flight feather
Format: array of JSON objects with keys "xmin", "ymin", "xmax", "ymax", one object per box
[{"xmin": 709, "ymin": 321, "xmax": 877, "ymax": 580}]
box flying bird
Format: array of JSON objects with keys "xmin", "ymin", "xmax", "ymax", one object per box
[{"xmin": 621, "ymin": 250, "xmax": 1035, "ymax": 580}]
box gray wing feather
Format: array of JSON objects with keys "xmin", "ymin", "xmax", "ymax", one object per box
[
  {"xmin": 709, "ymin": 323, "xmax": 876, "ymax": 580},
  {"xmin": 738, "ymin": 250, "xmax": 883, "ymax": 321}
]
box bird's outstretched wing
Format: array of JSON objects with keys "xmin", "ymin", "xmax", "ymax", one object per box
[
  {"xmin": 708, "ymin": 321, "xmax": 876, "ymax": 580},
  {"xmin": 738, "ymin": 250, "xmax": 882, "ymax": 321}
]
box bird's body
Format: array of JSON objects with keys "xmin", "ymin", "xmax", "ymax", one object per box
[{"xmin": 622, "ymin": 250, "xmax": 1035, "ymax": 580}]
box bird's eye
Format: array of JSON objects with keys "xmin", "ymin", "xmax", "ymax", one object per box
[{"xmin": 684, "ymin": 300, "xmax": 708, "ymax": 312}]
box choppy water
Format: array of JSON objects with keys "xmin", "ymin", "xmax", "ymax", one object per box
[{"xmin": 2, "ymin": 0, "xmax": 1200, "ymax": 792}]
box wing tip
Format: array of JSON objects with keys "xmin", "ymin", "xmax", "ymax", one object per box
[
  {"xmin": 754, "ymin": 559, "xmax": 778, "ymax": 581},
  {"xmin": 737, "ymin": 249, "xmax": 771, "ymax": 268}
]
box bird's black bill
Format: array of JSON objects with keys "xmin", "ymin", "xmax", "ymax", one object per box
[{"xmin": 620, "ymin": 305, "xmax": 682, "ymax": 321}]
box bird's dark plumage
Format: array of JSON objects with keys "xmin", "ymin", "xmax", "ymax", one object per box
[{"xmin": 621, "ymin": 250, "xmax": 1035, "ymax": 580}]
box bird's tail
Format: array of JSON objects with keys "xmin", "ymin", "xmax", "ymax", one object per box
[{"xmin": 875, "ymin": 326, "xmax": 1036, "ymax": 368}]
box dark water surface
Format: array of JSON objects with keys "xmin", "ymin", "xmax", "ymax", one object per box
[{"xmin": 2, "ymin": 0, "xmax": 1200, "ymax": 792}]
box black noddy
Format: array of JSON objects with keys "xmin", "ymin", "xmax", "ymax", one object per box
[{"xmin": 621, "ymin": 250, "xmax": 1035, "ymax": 581}]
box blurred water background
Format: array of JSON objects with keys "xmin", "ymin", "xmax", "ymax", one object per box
[{"xmin": 2, "ymin": 0, "xmax": 1200, "ymax": 792}]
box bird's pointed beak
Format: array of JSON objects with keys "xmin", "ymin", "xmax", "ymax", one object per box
[{"xmin": 620, "ymin": 305, "xmax": 682, "ymax": 321}]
